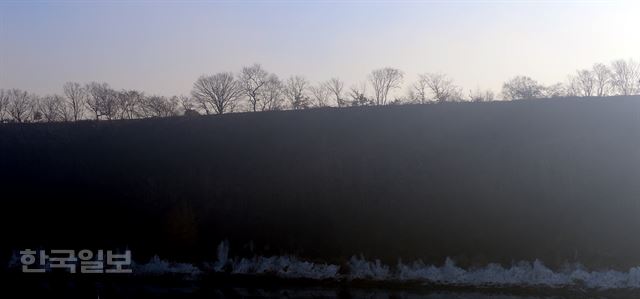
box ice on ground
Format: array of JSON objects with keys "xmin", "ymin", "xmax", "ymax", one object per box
[
  {"xmin": 133, "ymin": 255, "xmax": 202, "ymax": 278},
  {"xmin": 205, "ymin": 241, "xmax": 640, "ymax": 289},
  {"xmin": 205, "ymin": 241, "xmax": 338, "ymax": 280},
  {"xmin": 348, "ymin": 255, "xmax": 390, "ymax": 280},
  {"xmin": 212, "ymin": 240, "xmax": 229, "ymax": 272},
  {"xmin": 228, "ymin": 256, "xmax": 339, "ymax": 280}
]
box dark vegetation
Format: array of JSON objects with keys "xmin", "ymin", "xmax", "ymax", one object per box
[{"xmin": 2, "ymin": 96, "xmax": 640, "ymax": 270}]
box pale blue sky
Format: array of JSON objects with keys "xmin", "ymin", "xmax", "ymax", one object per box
[{"xmin": 1, "ymin": 0, "xmax": 639, "ymax": 97}]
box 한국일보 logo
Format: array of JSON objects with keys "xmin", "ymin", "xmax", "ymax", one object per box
[{"xmin": 19, "ymin": 249, "xmax": 132, "ymax": 274}]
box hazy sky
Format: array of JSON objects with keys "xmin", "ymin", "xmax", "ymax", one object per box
[{"xmin": 1, "ymin": 0, "xmax": 639, "ymax": 98}]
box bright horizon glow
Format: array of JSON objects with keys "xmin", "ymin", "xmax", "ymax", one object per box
[{"xmin": 1, "ymin": 0, "xmax": 639, "ymax": 99}]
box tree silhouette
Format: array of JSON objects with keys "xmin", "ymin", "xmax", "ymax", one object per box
[{"xmin": 369, "ymin": 67, "xmax": 403, "ymax": 106}]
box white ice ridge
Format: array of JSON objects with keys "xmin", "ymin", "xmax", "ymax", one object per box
[
  {"xmin": 16, "ymin": 242, "xmax": 640, "ymax": 289},
  {"xmin": 207, "ymin": 240, "xmax": 339, "ymax": 280}
]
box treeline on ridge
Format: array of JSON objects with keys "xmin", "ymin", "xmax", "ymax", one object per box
[{"xmin": 1, "ymin": 58, "xmax": 639, "ymax": 123}]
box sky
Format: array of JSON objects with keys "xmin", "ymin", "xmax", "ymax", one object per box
[{"xmin": 1, "ymin": 0, "xmax": 639, "ymax": 98}]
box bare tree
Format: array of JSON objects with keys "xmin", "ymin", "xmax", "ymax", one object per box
[
  {"xmin": 38, "ymin": 95, "xmax": 66, "ymax": 122},
  {"xmin": 84, "ymin": 83, "xmax": 102, "ymax": 120},
  {"xmin": 178, "ymin": 95, "xmax": 201, "ymax": 116},
  {"xmin": 193, "ymin": 93, "xmax": 211, "ymax": 115},
  {"xmin": 410, "ymin": 76, "xmax": 430, "ymax": 104},
  {"xmin": 191, "ymin": 93, "xmax": 212, "ymax": 115},
  {"xmin": 101, "ymin": 91, "xmax": 118, "ymax": 120},
  {"xmin": 6, "ymin": 89, "xmax": 33, "ymax": 122},
  {"xmin": 192, "ymin": 72, "xmax": 242, "ymax": 115},
  {"xmin": 178, "ymin": 95, "xmax": 194, "ymax": 112},
  {"xmin": 610, "ymin": 59, "xmax": 640, "ymax": 96},
  {"xmin": 543, "ymin": 83, "xmax": 567, "ymax": 98},
  {"xmin": 284, "ymin": 75, "xmax": 309, "ymax": 110},
  {"xmin": 57, "ymin": 96, "xmax": 74, "ymax": 122},
  {"xmin": 239, "ymin": 64, "xmax": 269, "ymax": 112},
  {"xmin": 167, "ymin": 96, "xmax": 181, "ymax": 116},
  {"xmin": 592, "ymin": 63, "xmax": 612, "ymax": 97},
  {"xmin": 421, "ymin": 73, "xmax": 462, "ymax": 103},
  {"xmin": 0, "ymin": 89, "xmax": 8, "ymax": 121},
  {"xmin": 369, "ymin": 67, "xmax": 403, "ymax": 105},
  {"xmin": 348, "ymin": 83, "xmax": 370, "ymax": 106},
  {"xmin": 63, "ymin": 82, "xmax": 86, "ymax": 121},
  {"xmin": 325, "ymin": 78, "xmax": 346, "ymax": 107},
  {"xmin": 85, "ymin": 82, "xmax": 117, "ymax": 120},
  {"xmin": 501, "ymin": 76, "xmax": 544, "ymax": 100},
  {"xmin": 309, "ymin": 83, "xmax": 331, "ymax": 108},
  {"xmin": 116, "ymin": 90, "xmax": 144, "ymax": 119},
  {"xmin": 30, "ymin": 95, "xmax": 42, "ymax": 122},
  {"xmin": 468, "ymin": 88, "xmax": 495, "ymax": 102},
  {"xmin": 142, "ymin": 95, "xmax": 179, "ymax": 117},
  {"xmin": 568, "ymin": 69, "xmax": 595, "ymax": 97},
  {"xmin": 259, "ymin": 74, "xmax": 284, "ymax": 111}
]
